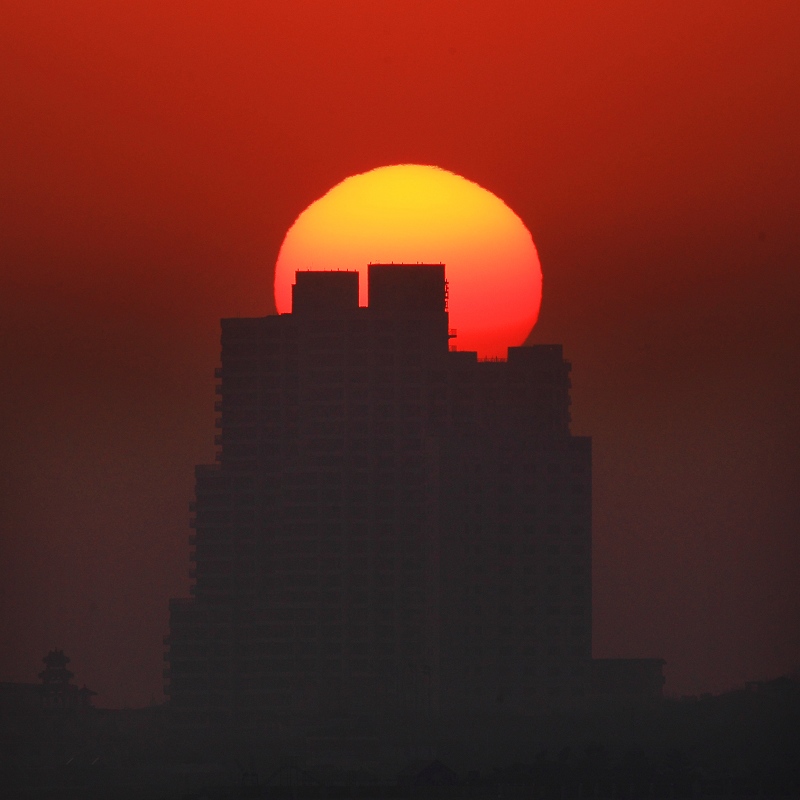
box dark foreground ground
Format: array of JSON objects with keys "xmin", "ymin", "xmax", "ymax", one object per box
[{"xmin": 1, "ymin": 679, "xmax": 799, "ymax": 799}]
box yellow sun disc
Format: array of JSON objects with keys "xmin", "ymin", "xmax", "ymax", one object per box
[{"xmin": 274, "ymin": 164, "xmax": 542, "ymax": 358}]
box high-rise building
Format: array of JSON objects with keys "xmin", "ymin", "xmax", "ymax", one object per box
[{"xmin": 165, "ymin": 265, "xmax": 592, "ymax": 724}]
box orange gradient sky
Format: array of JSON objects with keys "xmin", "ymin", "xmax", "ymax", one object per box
[
  {"xmin": 275, "ymin": 165, "xmax": 541, "ymax": 358},
  {"xmin": 1, "ymin": 1, "xmax": 799, "ymax": 708}
]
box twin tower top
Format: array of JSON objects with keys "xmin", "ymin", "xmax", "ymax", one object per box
[{"xmin": 291, "ymin": 263, "xmax": 447, "ymax": 320}]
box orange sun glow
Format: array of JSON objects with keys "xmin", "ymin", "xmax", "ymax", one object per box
[{"xmin": 274, "ymin": 164, "xmax": 542, "ymax": 358}]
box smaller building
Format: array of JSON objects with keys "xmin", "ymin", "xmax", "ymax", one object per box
[
  {"xmin": 39, "ymin": 649, "xmax": 96, "ymax": 709},
  {"xmin": 0, "ymin": 650, "xmax": 97, "ymax": 712}
]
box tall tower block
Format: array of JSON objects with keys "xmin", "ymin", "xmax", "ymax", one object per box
[{"xmin": 166, "ymin": 265, "xmax": 591, "ymax": 724}]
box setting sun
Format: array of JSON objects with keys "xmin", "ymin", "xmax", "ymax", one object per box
[{"xmin": 274, "ymin": 164, "xmax": 542, "ymax": 358}]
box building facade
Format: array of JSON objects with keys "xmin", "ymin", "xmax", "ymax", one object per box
[{"xmin": 166, "ymin": 265, "xmax": 592, "ymax": 723}]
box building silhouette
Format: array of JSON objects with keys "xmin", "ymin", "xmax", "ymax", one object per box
[{"xmin": 166, "ymin": 264, "xmax": 595, "ymax": 724}]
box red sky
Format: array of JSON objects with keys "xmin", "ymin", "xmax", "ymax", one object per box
[{"xmin": 1, "ymin": 1, "xmax": 798, "ymax": 707}]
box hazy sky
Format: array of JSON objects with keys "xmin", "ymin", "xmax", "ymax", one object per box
[{"xmin": 1, "ymin": 1, "xmax": 798, "ymax": 707}]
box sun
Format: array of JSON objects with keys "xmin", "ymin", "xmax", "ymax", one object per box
[{"xmin": 274, "ymin": 164, "xmax": 542, "ymax": 358}]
